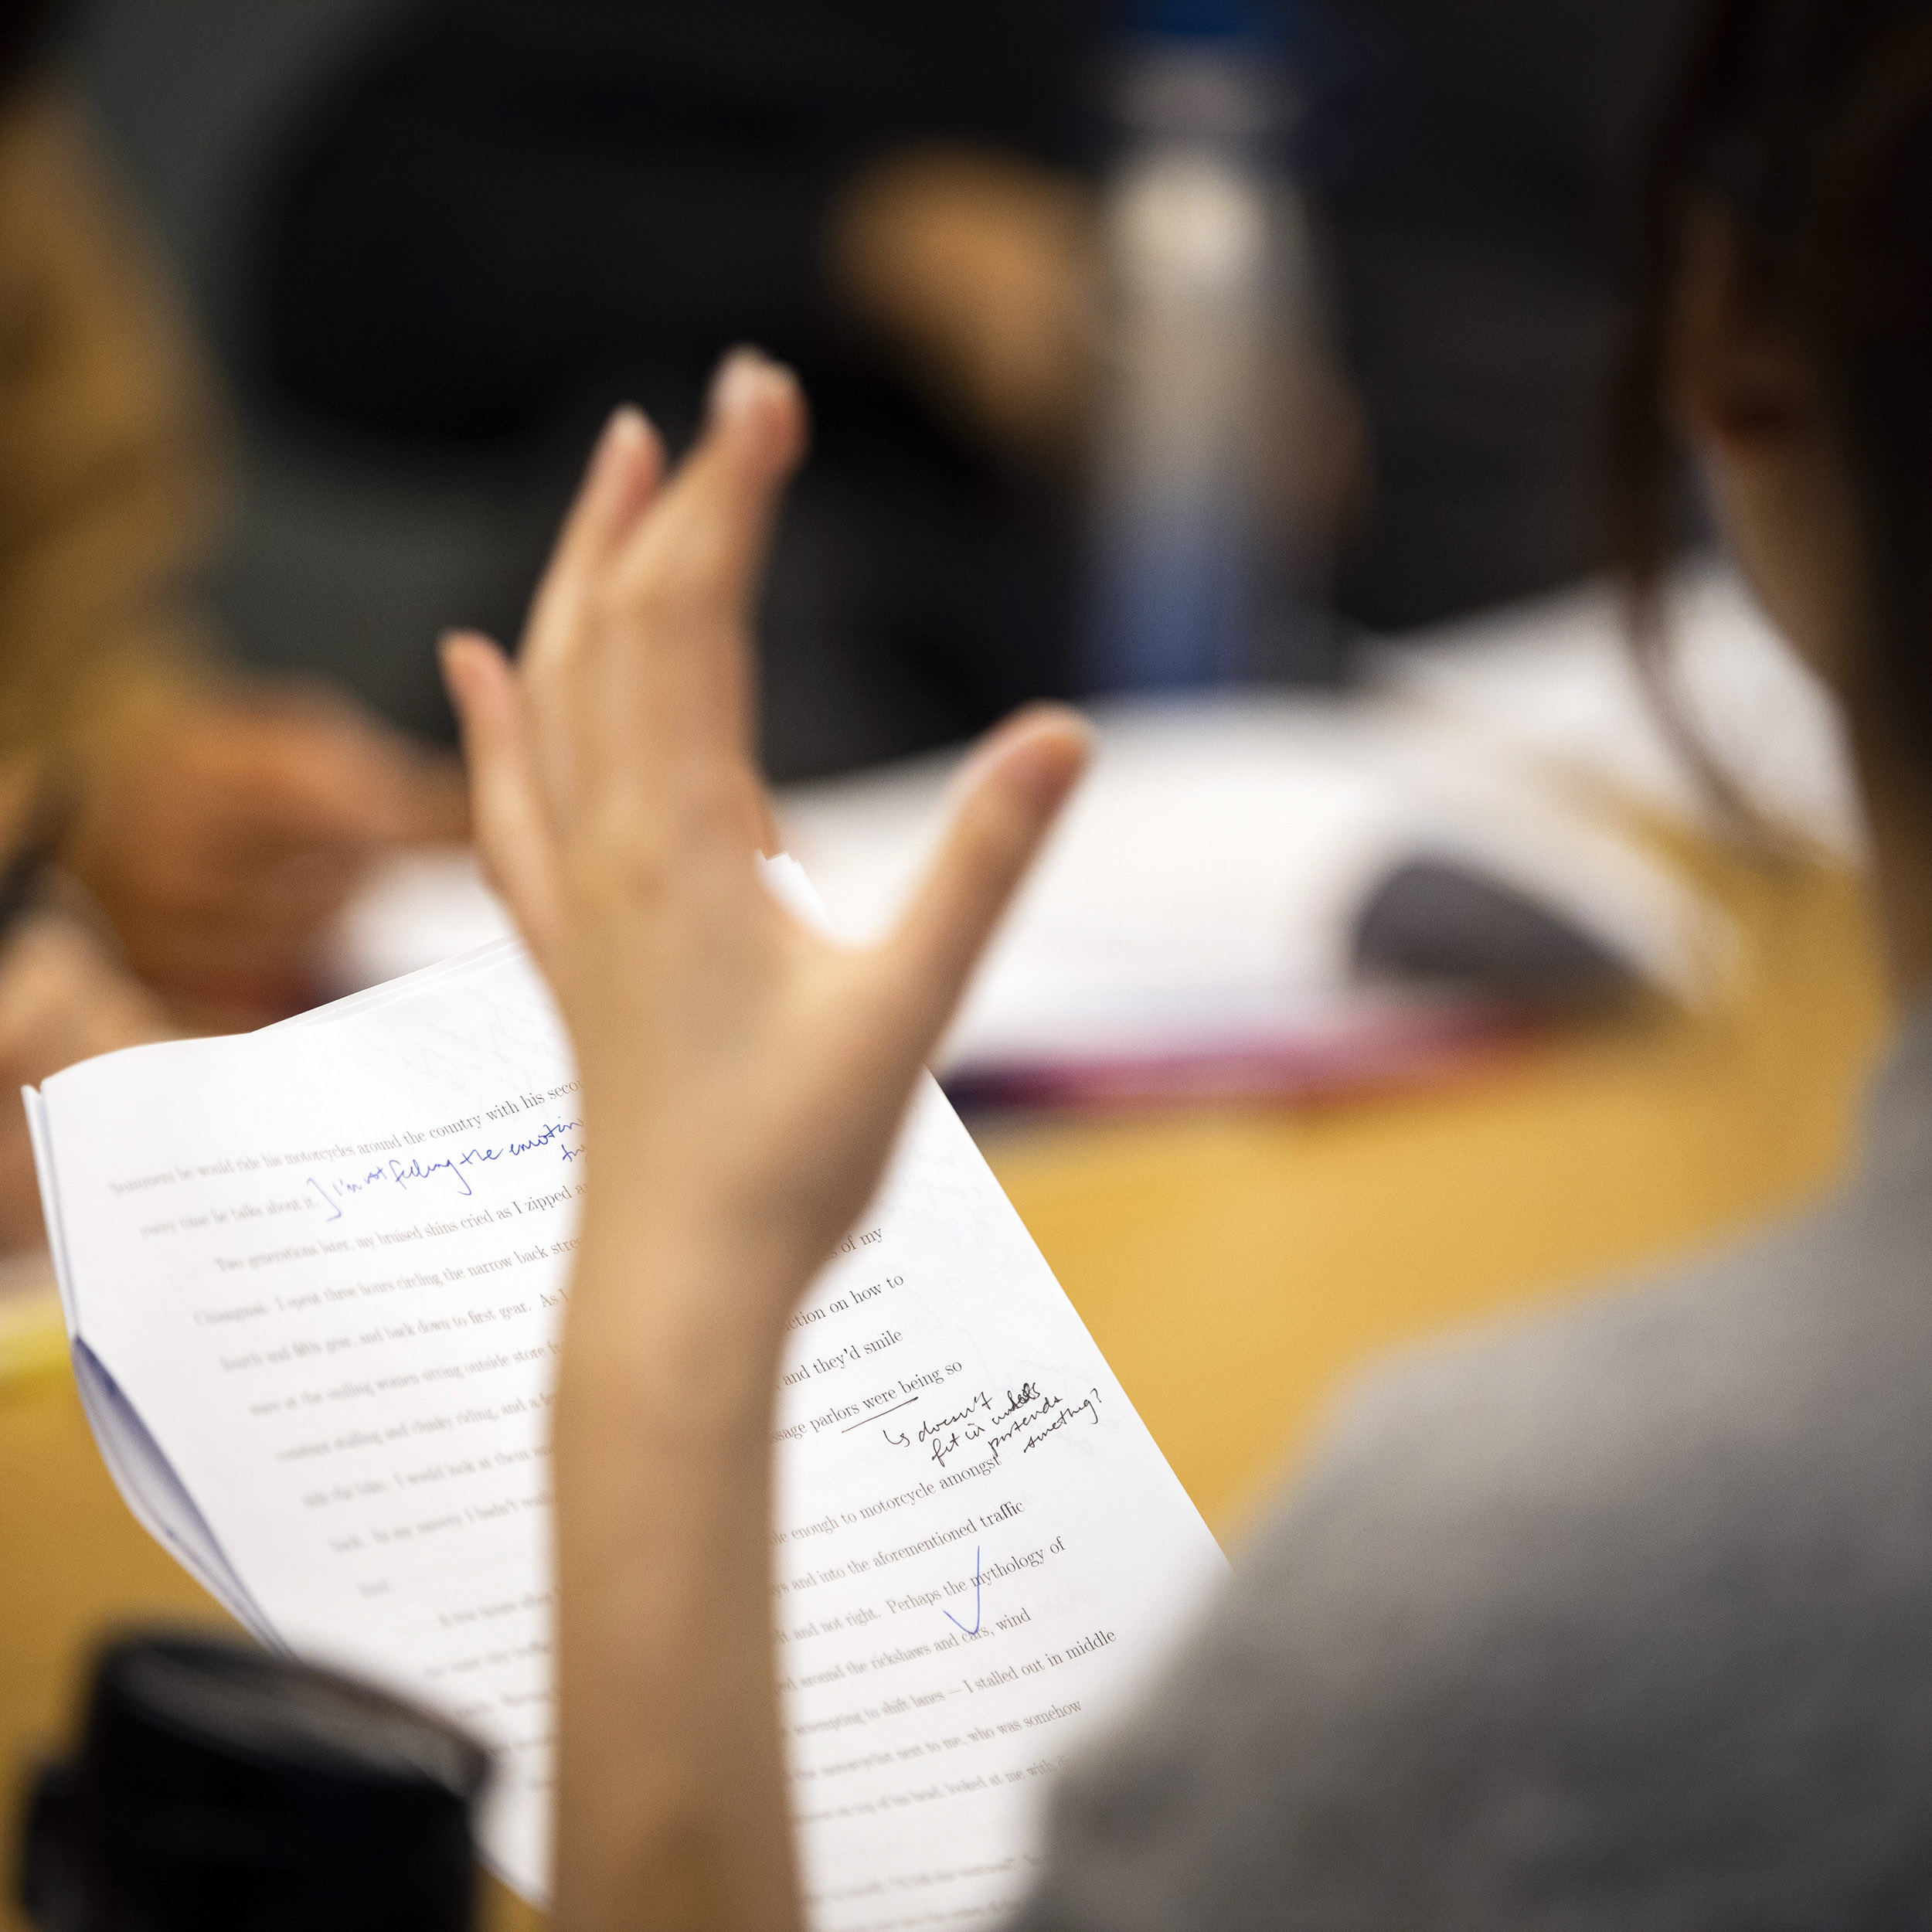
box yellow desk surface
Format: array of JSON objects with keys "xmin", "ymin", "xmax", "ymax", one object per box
[{"xmin": 0, "ymin": 853, "xmax": 1889, "ymax": 1932}]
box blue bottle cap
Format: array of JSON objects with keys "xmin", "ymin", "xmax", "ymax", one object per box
[{"xmin": 1118, "ymin": 0, "xmax": 1278, "ymax": 44}]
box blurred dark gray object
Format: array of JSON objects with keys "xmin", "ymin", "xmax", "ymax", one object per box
[
  {"xmin": 19, "ymin": 1631, "xmax": 488, "ymax": 1932},
  {"xmin": 1352, "ymin": 858, "xmax": 1634, "ymax": 1005}
]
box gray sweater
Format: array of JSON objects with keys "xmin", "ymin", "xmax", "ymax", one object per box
[{"xmin": 1018, "ymin": 1008, "xmax": 1932, "ymax": 1930}]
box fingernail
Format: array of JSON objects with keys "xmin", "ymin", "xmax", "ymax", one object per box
[
  {"xmin": 708, "ymin": 346, "xmax": 789, "ymax": 427},
  {"xmin": 1002, "ymin": 713, "xmax": 1090, "ymax": 811},
  {"xmin": 437, "ymin": 631, "xmax": 469, "ymax": 694},
  {"xmin": 592, "ymin": 404, "xmax": 648, "ymax": 475}
]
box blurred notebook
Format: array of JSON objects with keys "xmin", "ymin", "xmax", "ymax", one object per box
[
  {"xmin": 1370, "ymin": 556, "xmax": 1861, "ymax": 858},
  {"xmin": 332, "ymin": 564, "xmax": 1848, "ymax": 1107}
]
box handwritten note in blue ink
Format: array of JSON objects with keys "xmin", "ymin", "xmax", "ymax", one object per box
[{"xmin": 306, "ymin": 1117, "xmax": 581, "ymax": 1219}]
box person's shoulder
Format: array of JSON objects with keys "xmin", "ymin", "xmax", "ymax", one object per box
[
  {"xmin": 1250, "ymin": 1176, "xmax": 1932, "ymax": 1645},
  {"xmin": 1307, "ymin": 1174, "xmax": 1932, "ymax": 1534},
  {"xmin": 1022, "ymin": 1183, "xmax": 1932, "ymax": 1930}
]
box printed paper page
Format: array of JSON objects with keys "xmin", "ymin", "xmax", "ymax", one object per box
[
  {"xmin": 770, "ymin": 1080, "xmax": 1223, "ymax": 1930},
  {"xmin": 39, "ymin": 945, "xmax": 1226, "ymax": 1924}
]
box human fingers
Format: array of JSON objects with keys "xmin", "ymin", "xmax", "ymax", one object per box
[
  {"xmin": 159, "ymin": 852, "xmax": 370, "ymax": 931},
  {"xmin": 162, "ymin": 709, "xmax": 432, "ymax": 860},
  {"xmin": 614, "ymin": 350, "xmax": 807, "ymax": 623},
  {"xmin": 522, "ymin": 406, "xmax": 666, "ymax": 673},
  {"xmin": 746, "ymin": 775, "xmax": 781, "ymax": 857},
  {"xmin": 442, "ymin": 630, "xmax": 565, "ymax": 970},
  {"xmin": 253, "ymin": 721, "xmax": 470, "ymax": 851},
  {"xmin": 100, "ymin": 913, "xmax": 321, "ymax": 1021},
  {"xmin": 592, "ymin": 351, "xmax": 807, "ymax": 784},
  {"xmin": 880, "ymin": 705, "xmax": 1087, "ymax": 1058},
  {"xmin": 519, "ymin": 409, "xmax": 668, "ymax": 815}
]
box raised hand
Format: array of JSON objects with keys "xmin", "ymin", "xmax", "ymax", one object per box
[
  {"xmin": 444, "ymin": 350, "xmax": 1086, "ymax": 1336},
  {"xmin": 440, "ymin": 349, "xmax": 1086, "ymax": 1931}
]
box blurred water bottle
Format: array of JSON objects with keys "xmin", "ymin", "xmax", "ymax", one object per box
[{"xmin": 1087, "ymin": 0, "xmax": 1337, "ymax": 692}]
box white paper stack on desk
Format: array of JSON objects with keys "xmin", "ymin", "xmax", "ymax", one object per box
[
  {"xmin": 27, "ymin": 858, "xmax": 1227, "ymax": 1924},
  {"xmin": 1369, "ymin": 559, "xmax": 1862, "ymax": 861},
  {"xmin": 334, "ymin": 563, "xmax": 1855, "ymax": 1107}
]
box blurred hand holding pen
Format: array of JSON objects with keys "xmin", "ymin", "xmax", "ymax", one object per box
[
  {"xmin": 60, "ymin": 682, "xmax": 466, "ymax": 1018},
  {"xmin": 0, "ymin": 62, "xmax": 466, "ymax": 993},
  {"xmin": 828, "ymin": 147, "xmax": 1100, "ymax": 471},
  {"xmin": 0, "ymin": 46, "xmax": 467, "ymax": 1250}
]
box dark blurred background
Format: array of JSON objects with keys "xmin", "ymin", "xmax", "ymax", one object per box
[
  {"xmin": 66, "ymin": 0, "xmax": 1707, "ymax": 775},
  {"xmin": 68, "ymin": 0, "xmax": 528, "ymax": 756}
]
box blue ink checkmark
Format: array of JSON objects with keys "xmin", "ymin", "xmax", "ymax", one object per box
[{"xmin": 944, "ymin": 1547, "xmax": 983, "ymax": 1637}]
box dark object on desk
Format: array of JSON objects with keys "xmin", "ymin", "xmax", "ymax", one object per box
[
  {"xmin": 1352, "ymin": 857, "xmax": 1635, "ymax": 1004},
  {"xmin": 18, "ymin": 1631, "xmax": 490, "ymax": 1932}
]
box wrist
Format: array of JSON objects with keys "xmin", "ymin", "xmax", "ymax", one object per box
[
  {"xmin": 560, "ymin": 1203, "xmax": 804, "ymax": 1439},
  {"xmin": 569, "ymin": 1085, "xmax": 838, "ymax": 1315}
]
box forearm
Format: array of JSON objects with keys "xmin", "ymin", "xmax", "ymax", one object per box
[{"xmin": 553, "ymin": 1204, "xmax": 805, "ymax": 1932}]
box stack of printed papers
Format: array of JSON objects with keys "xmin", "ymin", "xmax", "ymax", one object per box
[{"xmin": 29, "ymin": 862, "xmax": 1226, "ymax": 1922}]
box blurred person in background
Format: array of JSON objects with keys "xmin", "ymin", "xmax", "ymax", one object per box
[
  {"xmin": 249, "ymin": 0, "xmax": 1703, "ymax": 772},
  {"xmin": 1317, "ymin": 0, "xmax": 1708, "ymax": 628},
  {"xmin": 252, "ymin": 0, "xmax": 1109, "ymax": 782},
  {"xmin": 431, "ymin": 0, "xmax": 1932, "ymax": 1922},
  {"xmin": 0, "ymin": 3, "xmax": 464, "ymax": 1249}
]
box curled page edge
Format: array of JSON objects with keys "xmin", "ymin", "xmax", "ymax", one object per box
[
  {"xmin": 27, "ymin": 1082, "xmax": 276, "ymax": 1641},
  {"xmin": 69, "ymin": 1339, "xmax": 279, "ymax": 1644},
  {"xmin": 24, "ymin": 1084, "xmax": 76, "ymax": 1338},
  {"xmin": 31, "ymin": 852, "xmax": 829, "ymax": 1627},
  {"xmin": 265, "ymin": 934, "xmax": 527, "ymax": 1034},
  {"xmin": 760, "ymin": 849, "xmax": 839, "ymax": 937}
]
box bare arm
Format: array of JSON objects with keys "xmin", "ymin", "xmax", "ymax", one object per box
[{"xmin": 440, "ymin": 355, "xmax": 1087, "ymax": 1931}]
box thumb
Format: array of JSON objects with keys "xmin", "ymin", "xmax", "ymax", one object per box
[{"xmin": 881, "ymin": 705, "xmax": 1088, "ymax": 1058}]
